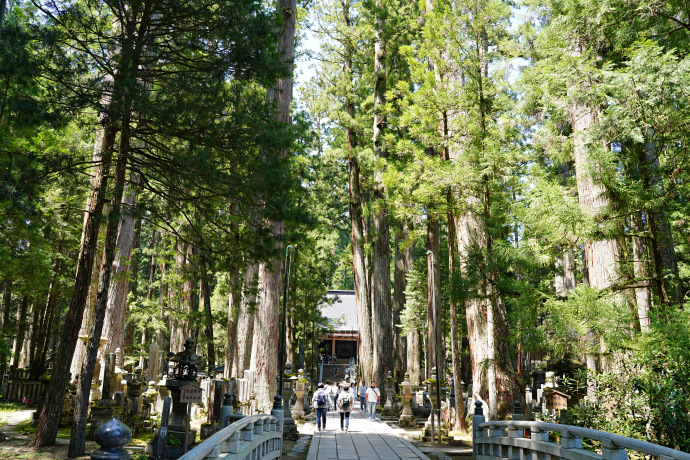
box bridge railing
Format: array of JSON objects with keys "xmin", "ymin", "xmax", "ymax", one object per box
[
  {"xmin": 472, "ymin": 401, "xmax": 690, "ymax": 460},
  {"xmin": 178, "ymin": 414, "xmax": 281, "ymax": 460}
]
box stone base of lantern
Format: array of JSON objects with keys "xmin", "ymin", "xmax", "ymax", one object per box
[
  {"xmin": 145, "ymin": 428, "xmax": 197, "ymax": 459},
  {"xmin": 200, "ymin": 422, "xmax": 221, "ymax": 440},
  {"xmin": 283, "ymin": 416, "xmax": 299, "ymax": 441},
  {"xmin": 399, "ymin": 414, "xmax": 416, "ymax": 427}
]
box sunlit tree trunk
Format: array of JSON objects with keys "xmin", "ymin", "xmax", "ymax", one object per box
[
  {"xmin": 555, "ymin": 248, "xmax": 577, "ymax": 297},
  {"xmin": 29, "ymin": 93, "xmax": 116, "ymax": 448},
  {"xmin": 447, "ymin": 203, "xmax": 467, "ymax": 431},
  {"xmin": 344, "ymin": 0, "xmax": 373, "ymax": 382},
  {"xmin": 232, "ymin": 262, "xmax": 258, "ymax": 378},
  {"xmin": 426, "ymin": 218, "xmax": 442, "ymax": 380},
  {"xmin": 371, "ymin": 0, "xmax": 393, "ymax": 388},
  {"xmin": 102, "ymin": 173, "xmax": 140, "ymax": 355},
  {"xmin": 632, "ymin": 213, "xmax": 650, "ymax": 332},
  {"xmin": 570, "ymin": 87, "xmax": 620, "ymax": 396},
  {"xmin": 250, "ymin": 0, "xmax": 296, "ymax": 413},
  {"xmin": 393, "ymin": 219, "xmax": 413, "ymax": 381}
]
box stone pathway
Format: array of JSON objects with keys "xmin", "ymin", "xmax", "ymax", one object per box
[
  {"xmin": 306, "ymin": 409, "xmax": 430, "ymax": 460},
  {"xmin": 0, "ymin": 408, "xmax": 34, "ymax": 439}
]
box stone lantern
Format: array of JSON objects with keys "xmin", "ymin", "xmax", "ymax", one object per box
[
  {"xmin": 280, "ymin": 362, "xmax": 298, "ymax": 416},
  {"xmin": 147, "ymin": 337, "xmax": 200, "ymax": 458},
  {"xmin": 399, "ymin": 373, "xmax": 416, "ymax": 427},
  {"xmin": 292, "ymin": 368, "xmax": 307, "ymax": 419},
  {"xmin": 278, "ymin": 362, "xmax": 299, "ymax": 441},
  {"xmin": 425, "ymin": 367, "xmax": 444, "ymax": 434},
  {"xmin": 383, "ymin": 371, "xmax": 395, "ymax": 412}
]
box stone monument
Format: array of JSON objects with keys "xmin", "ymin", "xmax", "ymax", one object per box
[{"xmin": 146, "ymin": 338, "xmax": 200, "ymax": 459}]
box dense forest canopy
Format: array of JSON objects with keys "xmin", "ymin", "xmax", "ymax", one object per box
[{"xmin": 1, "ymin": 0, "xmax": 690, "ymax": 451}]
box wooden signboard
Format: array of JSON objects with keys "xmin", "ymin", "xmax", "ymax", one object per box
[{"xmin": 181, "ymin": 385, "xmax": 203, "ymax": 404}]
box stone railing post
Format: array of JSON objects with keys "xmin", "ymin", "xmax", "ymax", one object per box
[
  {"xmin": 221, "ymin": 392, "xmax": 233, "ymax": 428},
  {"xmin": 472, "ymin": 400, "xmax": 486, "ymax": 460},
  {"xmin": 561, "ymin": 428, "xmax": 582, "ymax": 450},
  {"xmin": 509, "ymin": 400, "xmax": 524, "ymax": 437},
  {"xmin": 602, "ymin": 438, "xmax": 628, "ymax": 460},
  {"xmin": 507, "ymin": 401, "xmax": 523, "ymax": 460}
]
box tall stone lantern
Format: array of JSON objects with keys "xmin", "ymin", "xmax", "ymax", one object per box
[
  {"xmin": 425, "ymin": 367, "xmax": 444, "ymax": 436},
  {"xmin": 278, "ymin": 362, "xmax": 299, "ymax": 441},
  {"xmin": 399, "ymin": 373, "xmax": 416, "ymax": 427},
  {"xmin": 292, "ymin": 368, "xmax": 307, "ymax": 419},
  {"xmin": 383, "ymin": 371, "xmax": 395, "ymax": 412}
]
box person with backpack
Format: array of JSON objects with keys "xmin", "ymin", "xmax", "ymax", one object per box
[
  {"xmin": 337, "ymin": 384, "xmax": 354, "ymax": 431},
  {"xmin": 311, "ymin": 382, "xmax": 331, "ymax": 431}
]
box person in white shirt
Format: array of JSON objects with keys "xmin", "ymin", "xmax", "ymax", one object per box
[
  {"xmin": 365, "ymin": 381, "xmax": 381, "ymax": 421},
  {"xmin": 331, "ymin": 382, "xmax": 339, "ymax": 410}
]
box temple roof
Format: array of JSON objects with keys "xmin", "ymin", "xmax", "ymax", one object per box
[{"xmin": 320, "ymin": 290, "xmax": 358, "ymax": 332}]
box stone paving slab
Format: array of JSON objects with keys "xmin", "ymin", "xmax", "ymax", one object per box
[{"xmin": 306, "ymin": 409, "xmax": 430, "ymax": 460}]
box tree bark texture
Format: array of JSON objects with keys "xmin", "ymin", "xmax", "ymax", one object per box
[
  {"xmin": 343, "ymin": 2, "xmax": 373, "ymax": 383},
  {"xmin": 232, "ymin": 262, "xmax": 258, "ymax": 378},
  {"xmin": 183, "ymin": 242, "xmax": 199, "ymax": 347},
  {"xmin": 555, "ymin": 248, "xmax": 577, "ymax": 297},
  {"xmin": 447, "ymin": 206, "xmax": 467, "ymax": 431},
  {"xmin": 30, "ymin": 253, "xmax": 63, "ymax": 381},
  {"xmin": 393, "ymin": 220, "xmax": 413, "ymax": 381},
  {"xmin": 29, "ymin": 118, "xmax": 116, "ymax": 448},
  {"xmin": 199, "ymin": 251, "xmax": 217, "ymax": 370},
  {"xmin": 349, "ymin": 155, "xmax": 373, "ymax": 383},
  {"xmin": 426, "ymin": 218, "xmax": 442, "ymax": 380},
  {"xmin": 371, "ymin": 0, "xmax": 393, "ymax": 390},
  {"xmin": 406, "ymin": 329, "xmax": 422, "ymax": 385},
  {"xmin": 632, "ymin": 213, "xmax": 650, "ymax": 332},
  {"xmin": 454, "ymin": 200, "xmax": 520, "ymax": 419},
  {"xmin": 570, "ymin": 99, "xmax": 619, "ymax": 391},
  {"xmin": 250, "ymin": 0, "xmax": 296, "ymax": 413},
  {"xmin": 11, "ymin": 296, "xmax": 28, "ymax": 368},
  {"xmin": 101, "ymin": 173, "xmax": 140, "ymax": 355},
  {"xmin": 69, "ymin": 96, "xmax": 133, "ymax": 457}
]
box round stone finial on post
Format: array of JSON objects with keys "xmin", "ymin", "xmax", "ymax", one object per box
[
  {"xmin": 513, "ymin": 400, "xmax": 523, "ymax": 422},
  {"xmin": 475, "ymin": 399, "xmax": 483, "ymax": 415},
  {"xmin": 91, "ymin": 416, "xmax": 132, "ymax": 460},
  {"xmin": 513, "ymin": 400, "xmax": 521, "ymax": 415}
]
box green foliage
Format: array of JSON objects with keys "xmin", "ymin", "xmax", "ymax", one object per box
[{"xmin": 553, "ymin": 311, "xmax": 690, "ymax": 451}]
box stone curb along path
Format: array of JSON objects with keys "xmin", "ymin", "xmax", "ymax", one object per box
[{"xmin": 306, "ymin": 409, "xmax": 431, "ymax": 460}]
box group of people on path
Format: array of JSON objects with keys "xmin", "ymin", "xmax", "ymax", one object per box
[{"xmin": 311, "ymin": 380, "xmax": 381, "ymax": 432}]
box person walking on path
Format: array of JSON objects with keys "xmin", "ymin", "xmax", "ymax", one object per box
[
  {"xmin": 331, "ymin": 381, "xmax": 339, "ymax": 411},
  {"xmin": 312, "ymin": 383, "xmax": 331, "ymax": 431},
  {"xmin": 337, "ymin": 384, "xmax": 354, "ymax": 431},
  {"xmin": 358, "ymin": 380, "xmax": 367, "ymax": 411},
  {"xmin": 366, "ymin": 381, "xmax": 381, "ymax": 421},
  {"xmin": 348, "ymin": 381, "xmax": 357, "ymax": 406}
]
